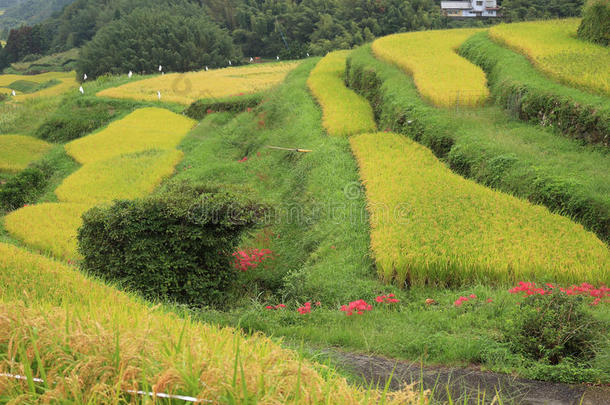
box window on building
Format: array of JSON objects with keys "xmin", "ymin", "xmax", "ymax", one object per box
[{"xmin": 476, "ymin": 1, "xmax": 483, "ymax": 5}]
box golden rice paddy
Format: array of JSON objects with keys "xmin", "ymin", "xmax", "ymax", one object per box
[
  {"xmin": 372, "ymin": 28, "xmax": 489, "ymax": 107},
  {"xmin": 97, "ymin": 62, "xmax": 301, "ymax": 105}
]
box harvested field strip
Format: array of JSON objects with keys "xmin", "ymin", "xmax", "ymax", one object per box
[
  {"xmin": 0, "ymin": 135, "xmax": 51, "ymax": 172},
  {"xmin": 372, "ymin": 28, "xmax": 488, "ymax": 107},
  {"xmin": 0, "ymin": 242, "xmax": 422, "ymax": 404},
  {"xmin": 350, "ymin": 132, "xmax": 610, "ymax": 286},
  {"xmin": 307, "ymin": 51, "xmax": 376, "ymax": 136},
  {"xmin": 489, "ymin": 19, "xmax": 610, "ymax": 96},
  {"xmin": 65, "ymin": 107, "xmax": 195, "ymax": 164},
  {"xmin": 97, "ymin": 62, "xmax": 300, "ymax": 105}
]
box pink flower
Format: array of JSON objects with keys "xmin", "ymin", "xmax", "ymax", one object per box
[
  {"xmin": 486, "ymin": 298, "xmax": 493, "ymax": 303},
  {"xmin": 265, "ymin": 306, "xmax": 274, "ymax": 309},
  {"xmin": 469, "ymin": 294, "xmax": 477, "ymax": 299}
]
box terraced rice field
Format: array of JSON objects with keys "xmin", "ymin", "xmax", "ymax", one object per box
[
  {"xmin": 97, "ymin": 62, "xmax": 301, "ymax": 105},
  {"xmin": 3, "ymin": 203, "xmax": 91, "ymax": 260},
  {"xmin": 0, "ymin": 71, "xmax": 78, "ymax": 100},
  {"xmin": 489, "ymin": 19, "xmax": 610, "ymax": 96},
  {"xmin": 307, "ymin": 51, "xmax": 376, "ymax": 136},
  {"xmin": 0, "ymin": 134, "xmax": 51, "ymax": 172},
  {"xmin": 350, "ymin": 132, "xmax": 610, "ymax": 286},
  {"xmin": 372, "ymin": 28, "xmax": 489, "ymax": 107},
  {"xmin": 65, "ymin": 108, "xmax": 195, "ymax": 164},
  {"xmin": 4, "ymin": 108, "xmax": 194, "ymax": 260},
  {"xmin": 55, "ymin": 150, "xmax": 183, "ymax": 205},
  {"xmin": 0, "ymin": 242, "xmax": 421, "ymax": 403}
]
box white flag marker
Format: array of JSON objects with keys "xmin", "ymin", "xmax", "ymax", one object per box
[
  {"xmin": 276, "ymin": 55, "xmax": 279, "ymax": 61},
  {"xmin": 157, "ymin": 91, "xmax": 161, "ymax": 100},
  {"xmin": 228, "ymin": 60, "xmax": 232, "ymax": 65},
  {"xmin": 158, "ymin": 65, "xmax": 162, "ymax": 72},
  {"xmin": 307, "ymin": 53, "xmax": 310, "ymax": 57},
  {"xmin": 11, "ymin": 90, "xmax": 16, "ymax": 96},
  {"xmin": 250, "ymin": 57, "xmax": 253, "ymax": 62},
  {"xmin": 83, "ymin": 73, "xmax": 87, "ymax": 81},
  {"xmin": 205, "ymin": 66, "xmax": 208, "ymax": 71},
  {"xmin": 128, "ymin": 70, "xmax": 133, "ymax": 78},
  {"xmin": 79, "ymin": 86, "xmax": 84, "ymax": 94}
]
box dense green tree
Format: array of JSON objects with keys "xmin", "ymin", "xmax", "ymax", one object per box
[
  {"xmin": 577, "ymin": 0, "xmax": 609, "ymax": 45},
  {"xmin": 77, "ymin": 7, "xmax": 239, "ymax": 79}
]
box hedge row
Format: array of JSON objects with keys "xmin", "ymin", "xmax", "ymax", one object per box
[
  {"xmin": 78, "ymin": 181, "xmax": 265, "ymax": 307},
  {"xmin": 459, "ymin": 32, "xmax": 609, "ymax": 147},
  {"xmin": 185, "ymin": 93, "xmax": 263, "ymax": 120},
  {"xmin": 345, "ymin": 45, "xmax": 610, "ymax": 243}
]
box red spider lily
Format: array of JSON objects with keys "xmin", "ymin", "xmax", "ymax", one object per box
[
  {"xmin": 509, "ymin": 281, "xmax": 609, "ymax": 304},
  {"xmin": 375, "ymin": 294, "xmax": 400, "ymax": 304},
  {"xmin": 232, "ymin": 248, "xmax": 273, "ymax": 271},
  {"xmin": 206, "ymin": 109, "xmax": 213, "ymax": 114},
  {"xmin": 340, "ymin": 299, "xmax": 373, "ymax": 316},
  {"xmin": 266, "ymin": 304, "xmax": 286, "ymax": 310},
  {"xmin": 247, "ymin": 107, "xmax": 253, "ymax": 112},
  {"xmin": 297, "ymin": 302, "xmax": 312, "ymax": 314},
  {"xmin": 238, "ymin": 156, "xmax": 248, "ymax": 162},
  {"xmin": 486, "ymin": 298, "xmax": 493, "ymax": 303}
]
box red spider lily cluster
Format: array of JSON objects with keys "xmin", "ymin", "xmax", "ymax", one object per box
[
  {"xmin": 238, "ymin": 156, "xmax": 248, "ymax": 162},
  {"xmin": 232, "ymin": 248, "xmax": 273, "ymax": 271},
  {"xmin": 509, "ymin": 282, "xmax": 609, "ymax": 306},
  {"xmin": 375, "ymin": 293, "xmax": 399, "ymax": 304},
  {"xmin": 454, "ymin": 294, "xmax": 478, "ymax": 307},
  {"xmin": 265, "ymin": 304, "xmax": 286, "ymax": 310},
  {"xmin": 297, "ymin": 301, "xmax": 320, "ymax": 314},
  {"xmin": 340, "ymin": 299, "xmax": 373, "ymax": 316}
]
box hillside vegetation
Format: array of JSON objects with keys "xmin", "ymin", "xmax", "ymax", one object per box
[
  {"xmin": 459, "ymin": 31, "xmax": 610, "ymax": 146},
  {"xmin": 347, "ymin": 44, "xmax": 610, "ymax": 244},
  {"xmin": 489, "ymin": 19, "xmax": 610, "ymax": 96}
]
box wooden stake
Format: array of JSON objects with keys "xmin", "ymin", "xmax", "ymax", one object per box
[{"xmin": 266, "ymin": 146, "xmax": 312, "ymax": 153}]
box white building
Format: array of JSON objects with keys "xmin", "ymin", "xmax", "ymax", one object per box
[{"xmin": 440, "ymin": 0, "xmax": 499, "ymax": 17}]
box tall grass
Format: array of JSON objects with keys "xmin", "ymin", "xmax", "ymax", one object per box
[
  {"xmin": 350, "ymin": 132, "xmax": 610, "ymax": 286},
  {"xmin": 65, "ymin": 107, "xmax": 195, "ymax": 164},
  {"xmin": 0, "ymin": 242, "xmax": 423, "ymax": 403},
  {"xmin": 97, "ymin": 62, "xmax": 301, "ymax": 105},
  {"xmin": 0, "ymin": 135, "xmax": 51, "ymax": 172},
  {"xmin": 372, "ymin": 28, "xmax": 488, "ymax": 108},
  {"xmin": 307, "ymin": 51, "xmax": 376, "ymax": 136},
  {"xmin": 489, "ymin": 19, "xmax": 610, "ymax": 96}
]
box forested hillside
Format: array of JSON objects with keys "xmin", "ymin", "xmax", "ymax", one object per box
[
  {"xmin": 0, "ymin": 0, "xmax": 590, "ymax": 77},
  {"xmin": 0, "ymin": 0, "xmax": 75, "ymax": 37}
]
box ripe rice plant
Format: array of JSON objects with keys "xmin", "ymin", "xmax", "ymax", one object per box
[
  {"xmin": 0, "ymin": 135, "xmax": 51, "ymax": 172},
  {"xmin": 3, "ymin": 203, "xmax": 91, "ymax": 260},
  {"xmin": 0, "ymin": 242, "xmax": 423, "ymax": 404},
  {"xmin": 307, "ymin": 51, "xmax": 376, "ymax": 136},
  {"xmin": 55, "ymin": 150, "xmax": 183, "ymax": 204},
  {"xmin": 372, "ymin": 29, "xmax": 489, "ymax": 108},
  {"xmin": 489, "ymin": 19, "xmax": 610, "ymax": 96},
  {"xmin": 97, "ymin": 62, "xmax": 300, "ymax": 105},
  {"xmin": 350, "ymin": 132, "xmax": 610, "ymax": 286},
  {"xmin": 65, "ymin": 107, "xmax": 195, "ymax": 164}
]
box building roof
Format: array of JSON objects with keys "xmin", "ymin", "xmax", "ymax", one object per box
[{"xmin": 441, "ymin": 2, "xmax": 473, "ymax": 9}]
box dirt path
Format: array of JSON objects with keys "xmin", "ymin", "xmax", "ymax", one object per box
[{"xmin": 324, "ymin": 349, "xmax": 610, "ymax": 404}]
